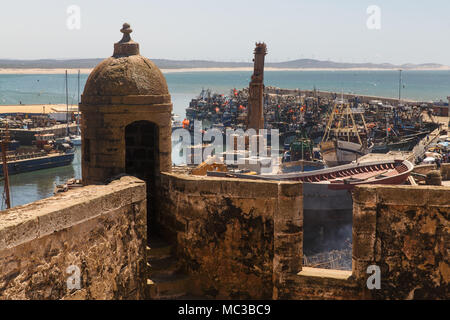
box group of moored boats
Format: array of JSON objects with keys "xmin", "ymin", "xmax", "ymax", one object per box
[
  {"xmin": 0, "ymin": 132, "xmax": 78, "ymax": 177},
  {"xmin": 191, "ymin": 91, "xmax": 443, "ymax": 214}
]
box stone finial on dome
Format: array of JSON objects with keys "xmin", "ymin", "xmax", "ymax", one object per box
[
  {"xmin": 113, "ymin": 23, "xmax": 140, "ymax": 57},
  {"xmin": 119, "ymin": 23, "xmax": 133, "ymax": 43}
]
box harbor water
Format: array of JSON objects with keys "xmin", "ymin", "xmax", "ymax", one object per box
[{"xmin": 1, "ymin": 70, "xmax": 450, "ymax": 208}]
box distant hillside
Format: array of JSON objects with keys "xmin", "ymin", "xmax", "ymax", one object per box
[
  {"xmin": 0, "ymin": 59, "xmax": 103, "ymax": 69},
  {"xmin": 0, "ymin": 58, "xmax": 447, "ymax": 70}
]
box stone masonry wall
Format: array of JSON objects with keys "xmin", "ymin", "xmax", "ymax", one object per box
[
  {"xmin": 441, "ymin": 163, "xmax": 450, "ymax": 180},
  {"xmin": 157, "ymin": 173, "xmax": 303, "ymax": 299},
  {"xmin": 0, "ymin": 176, "xmax": 147, "ymax": 300},
  {"xmin": 276, "ymin": 184, "xmax": 449, "ymax": 300},
  {"xmin": 353, "ymin": 185, "xmax": 449, "ymax": 299}
]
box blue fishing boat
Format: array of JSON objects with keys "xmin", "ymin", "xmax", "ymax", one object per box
[
  {"xmin": 1, "ymin": 151, "xmax": 74, "ymax": 176},
  {"xmin": 1, "ymin": 133, "xmax": 74, "ymax": 176}
]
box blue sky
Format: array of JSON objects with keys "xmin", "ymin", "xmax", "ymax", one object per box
[{"xmin": 1, "ymin": 0, "xmax": 449, "ymax": 65}]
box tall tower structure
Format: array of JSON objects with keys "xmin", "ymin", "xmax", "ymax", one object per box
[{"xmin": 247, "ymin": 43, "xmax": 267, "ymax": 131}]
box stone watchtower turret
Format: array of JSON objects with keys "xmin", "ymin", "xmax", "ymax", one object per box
[{"xmin": 80, "ymin": 23, "xmax": 172, "ymax": 233}]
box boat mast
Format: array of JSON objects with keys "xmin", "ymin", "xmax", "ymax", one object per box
[
  {"xmin": 1, "ymin": 124, "xmax": 11, "ymax": 209},
  {"xmin": 77, "ymin": 70, "xmax": 80, "ymax": 135},
  {"xmin": 348, "ymin": 104, "xmax": 362, "ymax": 145},
  {"xmin": 398, "ymin": 69, "xmax": 402, "ymax": 105},
  {"xmin": 66, "ymin": 70, "xmax": 69, "ymax": 136},
  {"xmin": 322, "ymin": 99, "xmax": 337, "ymax": 142}
]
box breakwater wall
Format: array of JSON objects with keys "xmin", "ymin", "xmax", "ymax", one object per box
[{"xmin": 266, "ymin": 88, "xmax": 430, "ymax": 106}]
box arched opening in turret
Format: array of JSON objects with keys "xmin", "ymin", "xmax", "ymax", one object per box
[{"xmin": 125, "ymin": 120, "xmax": 160, "ymax": 239}]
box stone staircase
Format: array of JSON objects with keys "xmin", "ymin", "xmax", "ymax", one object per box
[{"xmin": 146, "ymin": 236, "xmax": 191, "ymax": 299}]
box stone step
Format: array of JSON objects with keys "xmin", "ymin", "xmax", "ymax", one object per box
[
  {"xmin": 147, "ymin": 274, "xmax": 189, "ymax": 300},
  {"xmin": 147, "ymin": 256, "xmax": 180, "ymax": 277},
  {"xmin": 147, "ymin": 237, "xmax": 173, "ymax": 260}
]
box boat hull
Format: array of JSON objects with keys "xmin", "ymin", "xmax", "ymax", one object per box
[
  {"xmin": 320, "ymin": 140, "xmax": 372, "ymax": 167},
  {"xmin": 274, "ymin": 160, "xmax": 413, "ymax": 190},
  {"xmin": 207, "ymin": 159, "xmax": 414, "ymax": 191},
  {"xmin": 71, "ymin": 139, "xmax": 82, "ymax": 146},
  {"xmin": 1, "ymin": 153, "xmax": 75, "ymax": 176},
  {"xmin": 281, "ymin": 160, "xmax": 325, "ymax": 173},
  {"xmin": 372, "ymin": 137, "xmax": 417, "ymax": 153}
]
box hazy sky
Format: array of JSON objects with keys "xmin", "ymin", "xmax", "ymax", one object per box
[{"xmin": 1, "ymin": 0, "xmax": 450, "ymax": 65}]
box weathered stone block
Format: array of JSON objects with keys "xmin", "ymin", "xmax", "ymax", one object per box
[
  {"xmin": 377, "ymin": 186, "xmax": 428, "ymax": 206},
  {"xmin": 427, "ymin": 187, "xmax": 450, "ymax": 207},
  {"xmin": 353, "ymin": 185, "xmax": 378, "ymax": 207},
  {"xmin": 352, "ymin": 231, "xmax": 376, "ymax": 261},
  {"xmin": 276, "ymin": 195, "xmax": 302, "ymax": 220},
  {"xmin": 278, "ymin": 182, "xmax": 302, "ymax": 197},
  {"xmin": 353, "ymin": 206, "xmax": 377, "ymax": 234}
]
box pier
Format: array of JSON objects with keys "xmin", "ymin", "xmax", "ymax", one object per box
[
  {"xmin": 1, "ymin": 104, "xmax": 80, "ymax": 145},
  {"xmin": 265, "ymin": 87, "xmax": 431, "ymax": 106}
]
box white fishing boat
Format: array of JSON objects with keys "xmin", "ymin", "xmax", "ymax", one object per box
[
  {"xmin": 320, "ymin": 96, "xmax": 372, "ymax": 167},
  {"xmin": 320, "ymin": 139, "xmax": 372, "ymax": 167},
  {"xmin": 70, "ymin": 134, "xmax": 81, "ymax": 146}
]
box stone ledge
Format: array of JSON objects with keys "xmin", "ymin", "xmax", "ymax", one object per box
[
  {"xmin": 80, "ymin": 102, "xmax": 172, "ymax": 113},
  {"xmin": 354, "ymin": 184, "xmax": 450, "ymax": 207},
  {"xmin": 298, "ymin": 267, "xmax": 352, "ymax": 280},
  {"xmin": 161, "ymin": 172, "xmax": 302, "ymax": 198},
  {"xmin": 0, "ymin": 176, "xmax": 145, "ymax": 251},
  {"xmin": 80, "ymin": 94, "xmax": 172, "ymax": 106}
]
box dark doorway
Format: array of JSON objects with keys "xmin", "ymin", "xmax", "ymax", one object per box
[{"xmin": 125, "ymin": 121, "xmax": 159, "ymax": 241}]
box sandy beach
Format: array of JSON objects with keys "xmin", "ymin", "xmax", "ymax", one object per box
[
  {"xmin": 0, "ymin": 68, "xmax": 93, "ymax": 75},
  {"xmin": 1, "ymin": 66, "xmax": 449, "ymax": 75},
  {"xmin": 0, "ymin": 104, "xmax": 78, "ymax": 114}
]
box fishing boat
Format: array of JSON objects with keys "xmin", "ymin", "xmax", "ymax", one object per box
[
  {"xmin": 281, "ymin": 131, "xmax": 324, "ymax": 172},
  {"xmin": 172, "ymin": 114, "xmax": 183, "ymax": 132},
  {"xmin": 280, "ymin": 159, "xmax": 324, "ymax": 173},
  {"xmin": 70, "ymin": 135, "xmax": 81, "ymax": 146},
  {"xmin": 320, "ymin": 98, "xmax": 373, "ymax": 167},
  {"xmin": 0, "ymin": 139, "xmax": 20, "ymax": 152},
  {"xmin": 372, "ymin": 136, "xmax": 418, "ymax": 153},
  {"xmin": 208, "ymin": 159, "xmax": 413, "ymax": 191},
  {"xmin": 1, "ymin": 149, "xmax": 75, "ymax": 176},
  {"xmin": 0, "ymin": 132, "xmax": 75, "ymax": 177},
  {"xmin": 208, "ymin": 159, "xmax": 413, "ymax": 217}
]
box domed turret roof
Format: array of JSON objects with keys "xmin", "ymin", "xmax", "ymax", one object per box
[{"xmin": 81, "ymin": 23, "xmax": 169, "ymax": 104}]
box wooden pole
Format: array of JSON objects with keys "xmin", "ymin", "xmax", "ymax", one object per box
[
  {"xmin": 1, "ymin": 124, "xmax": 11, "ymax": 209},
  {"xmin": 66, "ymin": 70, "xmax": 69, "ymax": 136}
]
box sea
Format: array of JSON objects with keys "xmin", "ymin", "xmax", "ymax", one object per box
[{"xmin": 1, "ymin": 70, "xmax": 449, "ymax": 208}]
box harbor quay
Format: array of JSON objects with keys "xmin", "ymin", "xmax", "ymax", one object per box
[{"xmin": 0, "ymin": 103, "xmax": 80, "ymax": 145}]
